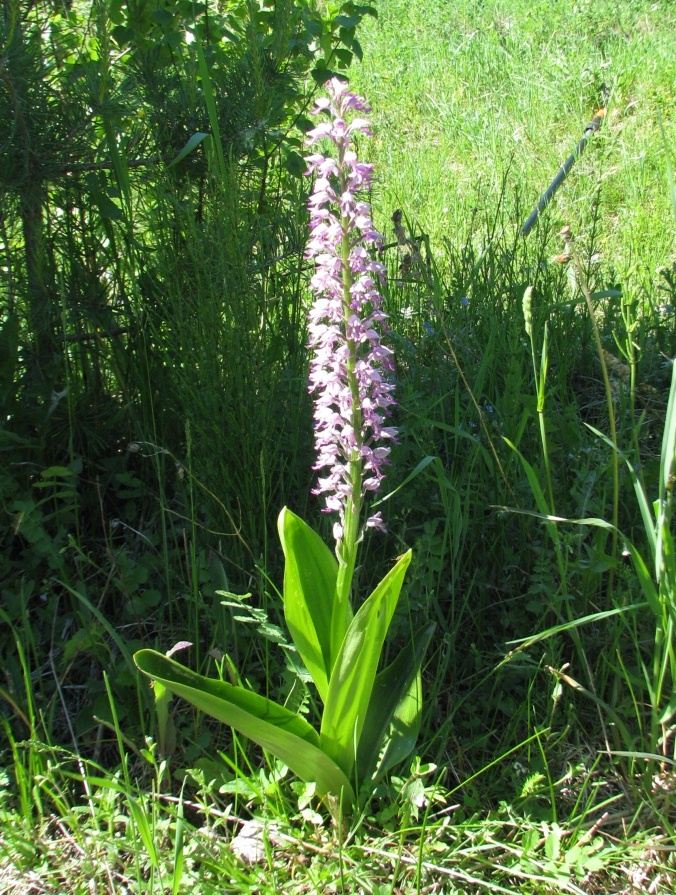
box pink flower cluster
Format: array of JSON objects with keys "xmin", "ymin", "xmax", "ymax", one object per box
[{"xmin": 304, "ymin": 79, "xmax": 397, "ymax": 537}]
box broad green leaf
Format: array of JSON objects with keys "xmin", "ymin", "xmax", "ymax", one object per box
[
  {"xmin": 311, "ymin": 65, "xmax": 341, "ymax": 86},
  {"xmin": 153, "ymin": 679, "xmax": 172, "ymax": 755},
  {"xmin": 278, "ymin": 508, "xmax": 347, "ymax": 701},
  {"xmin": 320, "ymin": 551, "xmax": 412, "ymax": 779},
  {"xmin": 334, "ymin": 14, "xmax": 360, "ymax": 29},
  {"xmin": 94, "ymin": 192, "xmax": 123, "ymax": 220},
  {"xmin": 136, "ymin": 649, "xmax": 318, "ymax": 742},
  {"xmin": 134, "ymin": 650, "xmax": 355, "ymax": 804},
  {"xmin": 282, "ymin": 150, "xmax": 306, "ymax": 178},
  {"xmin": 356, "ymin": 622, "xmax": 435, "ymax": 785},
  {"xmin": 380, "ymin": 671, "xmax": 422, "ymax": 773},
  {"xmin": 151, "ymin": 8, "xmax": 173, "ymax": 27}
]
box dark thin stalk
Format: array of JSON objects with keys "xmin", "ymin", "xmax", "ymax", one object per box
[{"xmin": 520, "ymin": 109, "xmax": 606, "ymax": 238}]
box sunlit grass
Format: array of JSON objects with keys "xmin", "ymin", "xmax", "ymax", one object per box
[
  {"xmin": 1, "ymin": 737, "xmax": 673, "ymax": 894},
  {"xmin": 350, "ymin": 0, "xmax": 676, "ymax": 278}
]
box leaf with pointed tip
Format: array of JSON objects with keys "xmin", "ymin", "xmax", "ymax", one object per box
[
  {"xmin": 356, "ymin": 622, "xmax": 435, "ymax": 785},
  {"xmin": 380, "ymin": 670, "xmax": 422, "ymax": 772},
  {"xmin": 134, "ymin": 650, "xmax": 355, "ymax": 805},
  {"xmin": 278, "ymin": 508, "xmax": 350, "ymax": 701},
  {"xmin": 320, "ymin": 551, "xmax": 412, "ymax": 779}
]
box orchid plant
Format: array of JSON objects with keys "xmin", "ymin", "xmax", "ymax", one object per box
[{"xmin": 134, "ymin": 79, "xmax": 434, "ymax": 811}]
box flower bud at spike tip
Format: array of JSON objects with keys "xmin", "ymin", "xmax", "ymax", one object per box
[{"xmin": 522, "ymin": 285, "xmax": 533, "ymax": 339}]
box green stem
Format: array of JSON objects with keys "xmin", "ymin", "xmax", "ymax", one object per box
[
  {"xmin": 331, "ymin": 149, "xmax": 364, "ymax": 656},
  {"xmin": 572, "ymin": 252, "xmax": 619, "ymax": 599}
]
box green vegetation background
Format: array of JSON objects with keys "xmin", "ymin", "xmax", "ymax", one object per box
[{"xmin": 1, "ymin": 0, "xmax": 676, "ymax": 891}]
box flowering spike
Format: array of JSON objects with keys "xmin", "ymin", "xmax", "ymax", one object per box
[{"xmin": 304, "ymin": 78, "xmax": 397, "ymax": 551}]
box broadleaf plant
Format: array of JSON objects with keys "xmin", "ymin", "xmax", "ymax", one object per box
[{"xmin": 134, "ymin": 79, "xmax": 433, "ymax": 811}]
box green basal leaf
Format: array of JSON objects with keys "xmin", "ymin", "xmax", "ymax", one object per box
[
  {"xmin": 320, "ymin": 550, "xmax": 412, "ymax": 780},
  {"xmin": 278, "ymin": 507, "xmax": 348, "ymax": 701},
  {"xmin": 134, "ymin": 650, "xmax": 355, "ymax": 805},
  {"xmin": 136, "ymin": 650, "xmax": 318, "ymax": 742},
  {"xmin": 379, "ymin": 670, "xmax": 422, "ymax": 773},
  {"xmin": 356, "ymin": 622, "xmax": 435, "ymax": 786}
]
